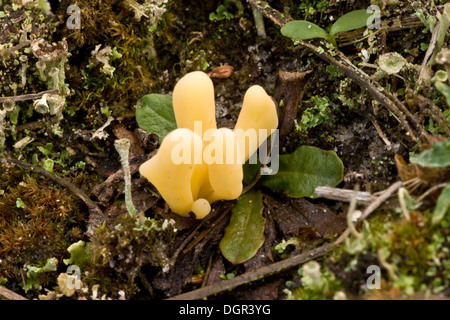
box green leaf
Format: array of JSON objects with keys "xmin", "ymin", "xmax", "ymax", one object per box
[
  {"xmin": 135, "ymin": 94, "xmax": 177, "ymax": 141},
  {"xmin": 432, "ymin": 183, "xmax": 450, "ymax": 225},
  {"xmin": 410, "ymin": 140, "xmax": 450, "ymax": 168},
  {"xmin": 330, "ymin": 9, "xmax": 373, "ymax": 35},
  {"xmin": 281, "ymin": 20, "xmax": 331, "ymax": 42},
  {"xmin": 219, "ymin": 190, "xmax": 265, "ymax": 264},
  {"xmin": 260, "ymin": 145, "xmax": 343, "ymax": 198}
]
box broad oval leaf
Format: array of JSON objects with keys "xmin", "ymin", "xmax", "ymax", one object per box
[
  {"xmin": 219, "ymin": 190, "xmax": 265, "ymax": 264},
  {"xmin": 432, "ymin": 183, "xmax": 450, "ymax": 225},
  {"xmin": 281, "ymin": 20, "xmax": 330, "ymax": 41},
  {"xmin": 260, "ymin": 145, "xmax": 343, "ymax": 198},
  {"xmin": 410, "ymin": 140, "xmax": 450, "ymax": 168},
  {"xmin": 135, "ymin": 94, "xmax": 177, "ymax": 141},
  {"xmin": 330, "ymin": 9, "xmax": 374, "ymax": 35}
]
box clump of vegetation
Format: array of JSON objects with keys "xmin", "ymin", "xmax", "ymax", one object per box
[
  {"xmin": 80, "ymin": 215, "xmax": 176, "ymax": 298},
  {"xmin": 285, "ymin": 261, "xmax": 345, "ymax": 300},
  {"xmin": 296, "ymin": 95, "xmax": 333, "ymax": 132},
  {"xmin": 0, "ymin": 168, "xmax": 85, "ymax": 295}
]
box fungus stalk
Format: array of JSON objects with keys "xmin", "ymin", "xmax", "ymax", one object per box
[{"xmin": 114, "ymin": 138, "xmax": 138, "ymax": 218}]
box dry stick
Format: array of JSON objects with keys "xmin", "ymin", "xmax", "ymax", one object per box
[
  {"xmin": 314, "ymin": 186, "xmax": 376, "ymax": 205},
  {"xmin": 248, "ymin": 0, "xmax": 430, "ymax": 143},
  {"xmin": 0, "ymin": 89, "xmax": 59, "ymax": 103},
  {"xmin": 0, "ymin": 284, "xmax": 27, "ymax": 300},
  {"xmin": 418, "ymin": 21, "xmax": 440, "ymax": 86},
  {"xmin": 370, "ymin": 116, "xmax": 392, "ymax": 146},
  {"xmin": 168, "ymin": 181, "xmax": 403, "ymax": 300}
]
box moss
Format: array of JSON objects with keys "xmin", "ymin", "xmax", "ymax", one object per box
[{"xmin": 0, "ymin": 166, "xmax": 85, "ymax": 295}]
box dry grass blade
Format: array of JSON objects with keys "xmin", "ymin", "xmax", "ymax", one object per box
[{"xmin": 0, "ymin": 284, "xmax": 27, "ymax": 300}]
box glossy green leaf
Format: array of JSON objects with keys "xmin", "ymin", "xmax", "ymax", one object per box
[
  {"xmin": 135, "ymin": 94, "xmax": 177, "ymax": 141},
  {"xmin": 410, "ymin": 140, "xmax": 450, "ymax": 168},
  {"xmin": 219, "ymin": 190, "xmax": 265, "ymax": 264},
  {"xmin": 281, "ymin": 20, "xmax": 331, "ymax": 42},
  {"xmin": 432, "ymin": 183, "xmax": 450, "ymax": 225},
  {"xmin": 260, "ymin": 145, "xmax": 343, "ymax": 198},
  {"xmin": 330, "ymin": 9, "xmax": 373, "ymax": 35}
]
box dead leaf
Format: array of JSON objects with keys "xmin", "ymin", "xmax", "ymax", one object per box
[
  {"xmin": 208, "ymin": 65, "xmax": 234, "ymax": 78},
  {"xmin": 112, "ymin": 123, "xmax": 144, "ymax": 158},
  {"xmin": 266, "ymin": 194, "xmax": 346, "ymax": 238},
  {"xmin": 272, "ymin": 70, "xmax": 313, "ymax": 147},
  {"xmin": 395, "ymin": 155, "xmax": 417, "ymax": 182}
]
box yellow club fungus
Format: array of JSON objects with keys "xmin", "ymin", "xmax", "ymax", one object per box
[{"xmin": 139, "ymin": 71, "xmax": 278, "ymax": 219}]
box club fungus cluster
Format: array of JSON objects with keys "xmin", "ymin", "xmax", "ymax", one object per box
[{"xmin": 139, "ymin": 71, "xmax": 278, "ymax": 219}]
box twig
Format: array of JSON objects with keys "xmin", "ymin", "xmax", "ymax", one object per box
[
  {"xmin": 0, "ymin": 285, "xmax": 27, "ymax": 300},
  {"xmin": 416, "ymin": 182, "xmax": 449, "ymax": 203},
  {"xmin": 167, "ymin": 181, "xmax": 403, "ymax": 300},
  {"xmin": 418, "ymin": 21, "xmax": 440, "ymax": 86},
  {"xmin": 398, "ymin": 187, "xmax": 411, "ymax": 221},
  {"xmin": 360, "ymin": 181, "xmax": 403, "ymax": 220},
  {"xmin": 0, "ymin": 89, "xmax": 59, "ymax": 103},
  {"xmin": 314, "ymin": 186, "xmax": 376, "ymax": 205},
  {"xmin": 370, "ymin": 116, "xmax": 392, "ymax": 146}
]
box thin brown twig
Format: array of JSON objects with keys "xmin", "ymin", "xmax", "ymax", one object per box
[
  {"xmin": 0, "ymin": 284, "xmax": 27, "ymax": 300},
  {"xmin": 416, "ymin": 182, "xmax": 449, "ymax": 203},
  {"xmin": 0, "ymin": 89, "xmax": 59, "ymax": 103},
  {"xmin": 418, "ymin": 21, "xmax": 440, "ymax": 86},
  {"xmin": 370, "ymin": 116, "xmax": 392, "ymax": 146}
]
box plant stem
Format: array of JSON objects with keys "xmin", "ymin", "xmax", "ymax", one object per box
[
  {"xmin": 114, "ymin": 138, "xmax": 138, "ymax": 218},
  {"xmin": 0, "ymin": 110, "xmax": 5, "ymax": 151},
  {"xmin": 251, "ymin": 3, "xmax": 266, "ymax": 38}
]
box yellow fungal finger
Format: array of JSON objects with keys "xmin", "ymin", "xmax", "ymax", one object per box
[
  {"xmin": 139, "ymin": 128, "xmax": 202, "ymax": 217},
  {"xmin": 172, "ymin": 71, "xmax": 217, "ymax": 133},
  {"xmin": 234, "ymin": 85, "xmax": 278, "ymax": 162}
]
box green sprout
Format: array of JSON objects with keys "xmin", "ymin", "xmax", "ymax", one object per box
[{"xmin": 281, "ymin": 9, "xmax": 377, "ymax": 47}]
